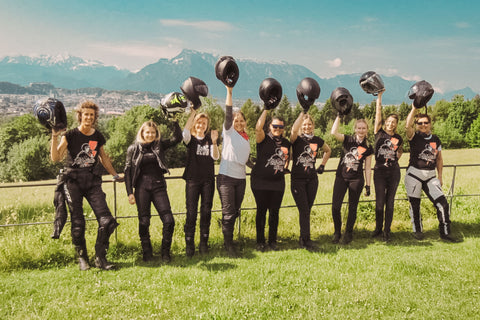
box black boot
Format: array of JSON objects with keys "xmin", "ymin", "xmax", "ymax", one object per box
[
  {"xmin": 94, "ymin": 220, "xmax": 118, "ymax": 270},
  {"xmin": 185, "ymin": 236, "xmax": 195, "ymax": 258},
  {"xmin": 75, "ymin": 245, "xmax": 90, "ymax": 271},
  {"xmin": 161, "ymin": 240, "xmax": 172, "ymax": 263},
  {"xmin": 141, "ymin": 239, "xmax": 153, "ymax": 261},
  {"xmin": 51, "ymin": 220, "xmax": 63, "ymax": 239},
  {"xmin": 223, "ymin": 232, "xmax": 237, "ymax": 257},
  {"xmin": 199, "ymin": 233, "xmax": 209, "ymax": 254}
]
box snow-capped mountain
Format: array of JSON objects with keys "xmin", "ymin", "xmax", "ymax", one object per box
[
  {"xmin": 0, "ymin": 50, "xmax": 477, "ymax": 105},
  {"xmin": 0, "ymin": 54, "xmax": 130, "ymax": 89}
]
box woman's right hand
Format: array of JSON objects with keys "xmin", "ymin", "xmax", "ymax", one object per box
[{"xmin": 128, "ymin": 194, "xmax": 136, "ymax": 205}]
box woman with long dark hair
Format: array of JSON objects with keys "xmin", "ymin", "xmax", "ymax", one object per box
[
  {"xmin": 216, "ymin": 85, "xmax": 251, "ymax": 257},
  {"xmin": 251, "ymin": 109, "xmax": 290, "ymax": 251},
  {"xmin": 372, "ymin": 89, "xmax": 403, "ymax": 242}
]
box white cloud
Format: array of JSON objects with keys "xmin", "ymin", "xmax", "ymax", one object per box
[
  {"xmin": 160, "ymin": 19, "xmax": 234, "ymax": 31},
  {"xmin": 326, "ymin": 58, "xmax": 342, "ymax": 68},
  {"xmin": 455, "ymin": 21, "xmax": 470, "ymax": 29}
]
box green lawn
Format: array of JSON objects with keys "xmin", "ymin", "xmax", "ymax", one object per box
[{"xmin": 1, "ymin": 149, "xmax": 479, "ymax": 319}]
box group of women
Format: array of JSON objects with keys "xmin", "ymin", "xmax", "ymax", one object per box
[{"xmin": 50, "ymin": 68, "xmax": 456, "ymax": 271}]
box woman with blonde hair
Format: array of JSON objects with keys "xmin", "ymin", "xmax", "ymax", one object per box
[
  {"xmin": 331, "ymin": 115, "xmax": 373, "ymax": 244},
  {"xmin": 290, "ymin": 111, "xmax": 331, "ymax": 250},
  {"xmin": 124, "ymin": 119, "xmax": 182, "ymax": 262},
  {"xmin": 182, "ymin": 110, "xmax": 219, "ymax": 257}
]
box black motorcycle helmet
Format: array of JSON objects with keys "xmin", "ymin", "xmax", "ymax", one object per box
[
  {"xmin": 359, "ymin": 71, "xmax": 384, "ymax": 96},
  {"xmin": 180, "ymin": 77, "xmax": 209, "ymax": 109},
  {"xmin": 215, "ymin": 56, "xmax": 239, "ymax": 87},
  {"xmin": 33, "ymin": 97, "xmax": 67, "ymax": 130},
  {"xmin": 330, "ymin": 87, "xmax": 353, "ymax": 116},
  {"xmin": 259, "ymin": 78, "xmax": 282, "ymax": 110},
  {"xmin": 296, "ymin": 77, "xmax": 321, "ymax": 110},
  {"xmin": 408, "ymin": 80, "xmax": 434, "ymax": 108},
  {"xmin": 160, "ymin": 92, "xmax": 188, "ymax": 116}
]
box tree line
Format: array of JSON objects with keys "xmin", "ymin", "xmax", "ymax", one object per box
[{"xmin": 1, "ymin": 94, "xmax": 479, "ymax": 182}]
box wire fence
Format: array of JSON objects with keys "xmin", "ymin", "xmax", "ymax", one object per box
[{"xmin": 1, "ymin": 164, "xmax": 480, "ymax": 238}]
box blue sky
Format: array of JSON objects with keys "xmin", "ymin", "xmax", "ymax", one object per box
[{"xmin": 1, "ymin": 0, "xmax": 479, "ymax": 93}]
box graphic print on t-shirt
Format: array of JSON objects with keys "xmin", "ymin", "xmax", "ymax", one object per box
[
  {"xmin": 343, "ymin": 146, "xmax": 366, "ymax": 172},
  {"xmin": 265, "ymin": 146, "xmax": 289, "ymax": 173},
  {"xmin": 72, "ymin": 141, "xmax": 98, "ymax": 168},
  {"xmin": 196, "ymin": 144, "xmax": 210, "ymax": 156},
  {"xmin": 418, "ymin": 142, "xmax": 437, "ymax": 165},
  {"xmin": 377, "ymin": 137, "xmax": 399, "ymax": 166},
  {"xmin": 296, "ymin": 143, "xmax": 318, "ymax": 171}
]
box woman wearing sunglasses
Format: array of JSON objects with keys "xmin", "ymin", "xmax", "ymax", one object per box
[
  {"xmin": 404, "ymin": 104, "xmax": 457, "ymax": 242},
  {"xmin": 251, "ymin": 109, "xmax": 291, "ymax": 251}
]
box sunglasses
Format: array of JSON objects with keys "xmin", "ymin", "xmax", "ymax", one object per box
[
  {"xmin": 416, "ymin": 121, "xmax": 430, "ymax": 125},
  {"xmin": 272, "ymin": 124, "xmax": 284, "ymax": 129}
]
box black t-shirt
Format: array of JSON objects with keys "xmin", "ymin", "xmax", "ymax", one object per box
[
  {"xmin": 336, "ymin": 135, "xmax": 373, "ymax": 179},
  {"xmin": 183, "ymin": 134, "xmax": 215, "ymax": 181},
  {"xmin": 408, "ymin": 132, "xmax": 442, "ymax": 170},
  {"xmin": 291, "ymin": 135, "xmax": 324, "ymax": 179},
  {"xmin": 251, "ymin": 133, "xmax": 291, "ymax": 190},
  {"xmin": 65, "ymin": 128, "xmax": 105, "ymax": 169},
  {"xmin": 374, "ymin": 128, "xmax": 403, "ymax": 169}
]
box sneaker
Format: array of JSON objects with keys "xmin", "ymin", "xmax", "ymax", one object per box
[
  {"xmin": 412, "ymin": 231, "xmax": 424, "ymax": 240},
  {"xmin": 331, "ymin": 233, "xmax": 341, "ymax": 244}
]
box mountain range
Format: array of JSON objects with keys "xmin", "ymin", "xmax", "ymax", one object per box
[{"xmin": 0, "ymin": 49, "xmax": 477, "ymax": 105}]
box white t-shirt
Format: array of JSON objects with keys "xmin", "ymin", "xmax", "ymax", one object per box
[{"xmin": 218, "ymin": 125, "xmax": 250, "ymax": 179}]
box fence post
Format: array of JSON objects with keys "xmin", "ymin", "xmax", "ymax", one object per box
[
  {"xmin": 114, "ymin": 180, "xmax": 118, "ymax": 243},
  {"xmin": 448, "ymin": 165, "xmax": 457, "ymax": 216}
]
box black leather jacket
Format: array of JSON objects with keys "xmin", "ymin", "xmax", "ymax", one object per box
[{"xmin": 124, "ymin": 122, "xmax": 181, "ymax": 195}]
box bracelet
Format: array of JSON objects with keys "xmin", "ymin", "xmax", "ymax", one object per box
[{"xmin": 112, "ymin": 174, "xmax": 120, "ymax": 180}]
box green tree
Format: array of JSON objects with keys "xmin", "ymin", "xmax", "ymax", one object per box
[
  {"xmin": 466, "ymin": 116, "xmax": 480, "ymax": 148},
  {"xmin": 0, "ymin": 114, "xmax": 46, "ymax": 163},
  {"xmin": 1, "ymin": 135, "xmax": 58, "ymax": 182}
]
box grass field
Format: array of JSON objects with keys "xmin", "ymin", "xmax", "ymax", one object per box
[{"xmin": 1, "ymin": 149, "xmax": 479, "ymax": 319}]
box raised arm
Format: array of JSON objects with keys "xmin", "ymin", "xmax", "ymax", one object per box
[
  {"xmin": 255, "ymin": 109, "xmax": 268, "ymax": 143},
  {"xmin": 211, "ymin": 129, "xmax": 220, "ymax": 160},
  {"xmin": 374, "ymin": 89, "xmax": 385, "ymax": 134},
  {"xmin": 50, "ymin": 129, "xmax": 67, "ymax": 162},
  {"xmin": 183, "ymin": 109, "xmax": 197, "ymax": 144},
  {"xmin": 290, "ymin": 111, "xmax": 305, "ymax": 143},
  {"xmin": 331, "ymin": 115, "xmax": 345, "ymax": 142},
  {"xmin": 224, "ymin": 86, "xmax": 233, "ymax": 130},
  {"xmin": 405, "ymin": 104, "xmax": 417, "ymax": 140}
]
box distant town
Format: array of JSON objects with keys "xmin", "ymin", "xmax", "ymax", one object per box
[{"xmin": 0, "ymin": 82, "xmax": 164, "ymax": 117}]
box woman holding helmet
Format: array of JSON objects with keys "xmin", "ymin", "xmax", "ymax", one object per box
[
  {"xmin": 404, "ymin": 80, "xmax": 457, "ymax": 242},
  {"xmin": 251, "ymin": 78, "xmax": 290, "ymax": 252},
  {"xmin": 215, "ymin": 57, "xmax": 250, "ymax": 257},
  {"xmin": 330, "ymin": 88, "xmax": 373, "ymax": 244},
  {"xmin": 290, "ymin": 78, "xmax": 331, "ymax": 251},
  {"xmin": 359, "ymin": 72, "xmax": 403, "ymax": 242}
]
